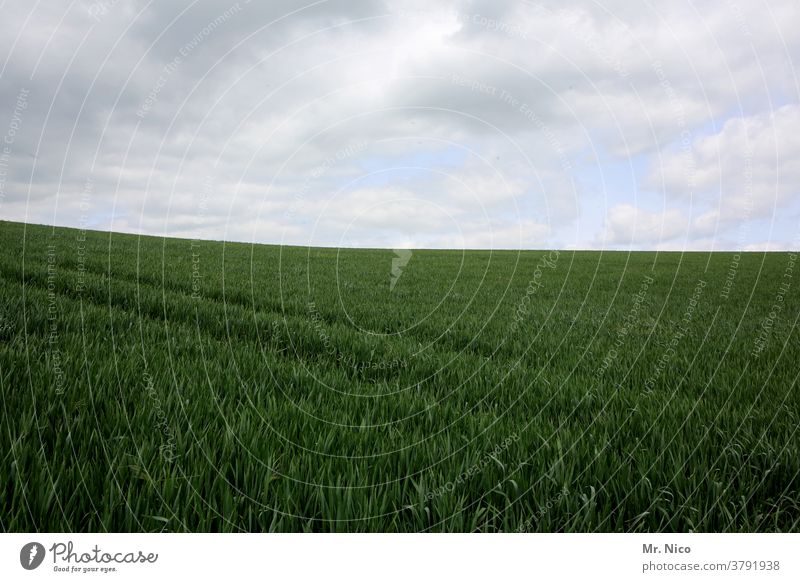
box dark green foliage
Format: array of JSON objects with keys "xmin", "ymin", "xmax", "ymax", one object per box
[{"xmin": 1, "ymin": 220, "xmax": 798, "ymax": 532}]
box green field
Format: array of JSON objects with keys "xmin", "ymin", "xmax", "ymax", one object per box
[{"xmin": 1, "ymin": 220, "xmax": 798, "ymax": 532}]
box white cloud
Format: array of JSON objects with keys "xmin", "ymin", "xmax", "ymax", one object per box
[
  {"xmin": 598, "ymin": 203, "xmax": 690, "ymax": 248},
  {"xmin": 646, "ymin": 104, "xmax": 800, "ymax": 248},
  {"xmin": 0, "ymin": 0, "xmax": 798, "ymax": 249}
]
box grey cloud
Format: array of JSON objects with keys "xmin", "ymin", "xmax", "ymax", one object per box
[{"xmin": 1, "ymin": 0, "xmax": 798, "ymax": 250}]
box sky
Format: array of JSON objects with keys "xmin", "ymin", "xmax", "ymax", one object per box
[{"xmin": 0, "ymin": 0, "xmax": 798, "ymax": 250}]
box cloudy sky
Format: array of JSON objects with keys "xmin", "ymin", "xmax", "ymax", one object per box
[{"xmin": 1, "ymin": 0, "xmax": 798, "ymax": 250}]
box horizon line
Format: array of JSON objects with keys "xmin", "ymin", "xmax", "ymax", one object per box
[{"xmin": 2, "ymin": 219, "xmax": 795, "ymax": 253}]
